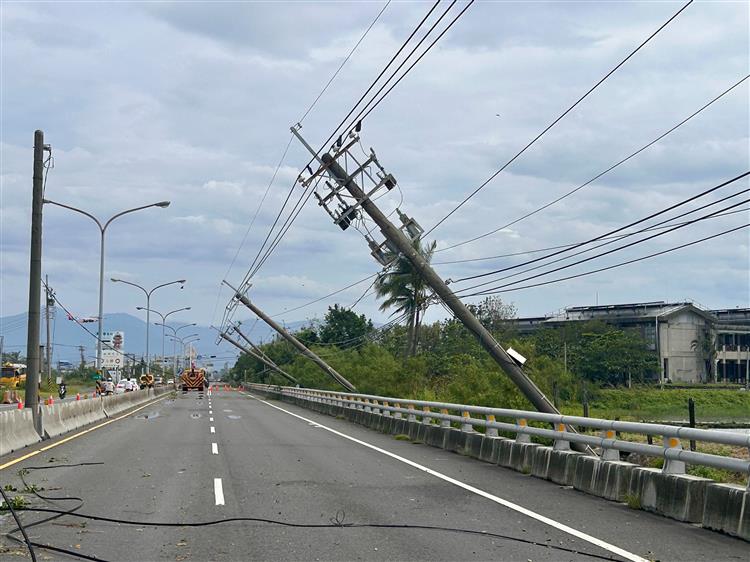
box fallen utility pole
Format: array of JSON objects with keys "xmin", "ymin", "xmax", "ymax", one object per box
[
  {"xmin": 221, "ymin": 327, "xmax": 299, "ymax": 386},
  {"xmin": 222, "ymin": 280, "xmax": 356, "ymax": 391},
  {"xmin": 291, "ymin": 125, "xmax": 559, "ymax": 418}
]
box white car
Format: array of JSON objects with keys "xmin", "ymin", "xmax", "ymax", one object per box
[{"xmin": 114, "ymin": 381, "xmax": 127, "ymax": 394}]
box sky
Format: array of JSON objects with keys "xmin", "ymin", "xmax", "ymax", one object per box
[{"xmin": 1, "ymin": 0, "xmax": 749, "ymax": 351}]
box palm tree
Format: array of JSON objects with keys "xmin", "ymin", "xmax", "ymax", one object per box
[{"xmin": 374, "ymin": 238, "xmax": 437, "ymax": 357}]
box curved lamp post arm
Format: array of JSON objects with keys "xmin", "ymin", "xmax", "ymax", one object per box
[
  {"xmin": 43, "ymin": 199, "xmax": 104, "ymax": 231},
  {"xmin": 137, "ymin": 306, "xmax": 165, "ymax": 323},
  {"xmin": 148, "ymin": 279, "xmax": 186, "ymax": 298},
  {"xmin": 175, "ymin": 323, "xmax": 197, "ymax": 335},
  {"xmin": 111, "ymin": 278, "xmax": 148, "ymax": 297},
  {"xmin": 103, "ymin": 201, "xmax": 170, "ymax": 232},
  {"xmin": 156, "ymin": 322, "xmax": 177, "ymax": 337},
  {"xmin": 164, "ymin": 307, "xmax": 191, "ymax": 321}
]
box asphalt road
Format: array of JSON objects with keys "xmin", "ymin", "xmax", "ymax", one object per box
[{"xmin": 0, "ymin": 389, "xmax": 747, "ymax": 561}]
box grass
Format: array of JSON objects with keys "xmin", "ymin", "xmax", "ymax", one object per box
[
  {"xmin": 562, "ymin": 387, "xmax": 750, "ymax": 423},
  {"xmin": 624, "ymin": 493, "xmax": 641, "ymax": 510},
  {"xmin": 394, "ymin": 434, "xmax": 410, "ymax": 441},
  {"xmin": 2, "ymin": 378, "xmax": 95, "ymax": 402}
]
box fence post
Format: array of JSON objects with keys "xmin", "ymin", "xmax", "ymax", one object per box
[
  {"xmin": 688, "ymin": 398, "xmax": 696, "ymax": 452},
  {"xmin": 440, "ymin": 408, "xmax": 450, "ymax": 428},
  {"xmin": 422, "ymin": 406, "xmax": 431, "ymax": 425},
  {"xmin": 515, "ymin": 418, "xmax": 530, "ymax": 443},
  {"xmin": 552, "ymin": 422, "xmax": 570, "ymax": 450},
  {"xmin": 486, "ymin": 414, "xmax": 498, "ymax": 437},
  {"xmin": 600, "ymin": 429, "xmax": 619, "ymax": 460},
  {"xmin": 382, "ymin": 401, "xmax": 390, "ymax": 417},
  {"xmin": 394, "ymin": 403, "xmax": 402, "ymax": 419},
  {"xmin": 407, "ymin": 404, "xmax": 416, "ymax": 422},
  {"xmin": 662, "ymin": 436, "xmax": 686, "ymax": 474},
  {"xmin": 461, "ymin": 411, "xmax": 473, "ymax": 432}
]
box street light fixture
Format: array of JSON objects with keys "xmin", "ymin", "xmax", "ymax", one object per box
[
  {"xmin": 136, "ymin": 306, "xmax": 191, "ymax": 374},
  {"xmin": 168, "ymin": 333, "xmax": 199, "ymax": 370},
  {"xmin": 42, "ymin": 199, "xmax": 171, "ymax": 371},
  {"xmin": 111, "ymin": 278, "xmax": 186, "ymax": 374}
]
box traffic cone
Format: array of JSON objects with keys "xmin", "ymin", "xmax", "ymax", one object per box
[
  {"xmin": 49, "ymin": 395, "xmax": 54, "ymax": 405},
  {"xmin": 76, "ymin": 393, "xmax": 81, "ymax": 401},
  {"xmin": 17, "ymin": 400, "xmax": 23, "ymax": 409}
]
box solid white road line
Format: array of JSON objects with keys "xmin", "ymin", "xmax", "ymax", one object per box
[
  {"xmin": 243, "ymin": 392, "xmax": 647, "ymax": 562},
  {"xmin": 210, "ymin": 426, "xmax": 216, "ymax": 434},
  {"xmin": 209, "ymin": 417, "xmax": 214, "ymax": 422},
  {"xmin": 214, "ymin": 478, "xmax": 225, "ymax": 505},
  {"xmin": 209, "ymin": 410, "xmax": 213, "ymax": 414},
  {"xmin": 211, "ymin": 442, "xmax": 219, "ymax": 455}
]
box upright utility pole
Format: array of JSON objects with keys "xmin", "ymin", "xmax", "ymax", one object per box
[
  {"xmin": 224, "ymin": 280, "xmax": 356, "ymax": 391},
  {"xmin": 292, "ymin": 126, "xmax": 557, "ymax": 416},
  {"xmin": 45, "ymin": 275, "xmax": 53, "ymax": 386},
  {"xmin": 218, "ymin": 330, "xmax": 299, "ymax": 386},
  {"xmin": 25, "ymin": 130, "xmax": 46, "ymax": 428},
  {"xmin": 78, "ymin": 346, "xmax": 86, "ymax": 370}
]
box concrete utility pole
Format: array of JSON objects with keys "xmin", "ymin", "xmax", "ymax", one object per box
[
  {"xmin": 223, "ymin": 280, "xmax": 356, "ymax": 391},
  {"xmin": 292, "ymin": 127, "xmax": 557, "ymax": 416},
  {"xmin": 25, "ymin": 130, "xmax": 46, "ymax": 428},
  {"xmin": 218, "ymin": 330, "xmax": 299, "ymax": 386},
  {"xmin": 231, "ymin": 324, "xmax": 300, "ymax": 385},
  {"xmin": 44, "ymin": 275, "xmax": 53, "ymax": 386}
]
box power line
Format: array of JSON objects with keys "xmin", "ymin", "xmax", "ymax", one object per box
[
  {"xmin": 454, "ymin": 196, "xmax": 749, "ymax": 295},
  {"xmin": 432, "ymin": 207, "xmax": 749, "ymax": 266},
  {"xmin": 460, "ymin": 222, "xmax": 749, "ymax": 298},
  {"xmin": 269, "ymin": 273, "xmax": 379, "ymax": 317},
  {"xmin": 452, "ymin": 189, "xmax": 749, "ymax": 293},
  {"xmin": 436, "ymin": 73, "xmax": 750, "ymax": 253},
  {"xmin": 451, "ymin": 170, "xmax": 749, "ymax": 283},
  {"xmin": 298, "ymin": 1, "xmax": 391, "ymax": 123},
  {"xmin": 242, "ymin": 0, "xmax": 455, "ymax": 283},
  {"xmin": 423, "ymin": 0, "xmax": 695, "ymax": 239}
]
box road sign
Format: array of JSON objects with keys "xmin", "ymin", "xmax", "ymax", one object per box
[{"xmin": 91, "ymin": 374, "xmax": 102, "ymax": 380}]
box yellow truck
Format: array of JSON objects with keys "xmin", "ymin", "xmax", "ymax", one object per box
[{"xmin": 0, "ymin": 364, "xmax": 27, "ymax": 388}]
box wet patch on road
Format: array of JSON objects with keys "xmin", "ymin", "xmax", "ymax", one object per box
[
  {"xmin": 189, "ymin": 413, "xmax": 202, "ymax": 419},
  {"xmin": 135, "ymin": 411, "xmax": 160, "ymax": 420},
  {"xmin": 226, "ymin": 415, "xmax": 241, "ymax": 420}
]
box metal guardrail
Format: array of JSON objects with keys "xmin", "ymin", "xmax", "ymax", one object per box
[{"xmin": 247, "ymin": 384, "xmax": 750, "ymax": 486}]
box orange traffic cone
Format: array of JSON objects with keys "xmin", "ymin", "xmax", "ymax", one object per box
[
  {"xmin": 76, "ymin": 393, "xmax": 81, "ymax": 401},
  {"xmin": 17, "ymin": 401, "xmax": 23, "ymax": 409},
  {"xmin": 48, "ymin": 395, "xmax": 54, "ymax": 405}
]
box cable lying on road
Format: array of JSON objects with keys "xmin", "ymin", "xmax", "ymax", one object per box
[
  {"xmin": 9, "ymin": 505, "xmax": 627, "ymax": 562},
  {"xmin": 4, "ymin": 460, "xmax": 630, "ymax": 562}
]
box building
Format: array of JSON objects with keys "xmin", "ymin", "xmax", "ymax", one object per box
[{"xmin": 515, "ymin": 302, "xmax": 750, "ymax": 384}]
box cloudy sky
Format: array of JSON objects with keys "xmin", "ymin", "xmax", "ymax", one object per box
[{"xmin": 1, "ymin": 0, "xmax": 748, "ymax": 344}]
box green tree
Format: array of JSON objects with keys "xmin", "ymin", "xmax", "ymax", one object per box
[
  {"xmin": 318, "ymin": 305, "xmax": 373, "ymax": 349},
  {"xmin": 374, "ymin": 238, "xmax": 437, "ymax": 357}
]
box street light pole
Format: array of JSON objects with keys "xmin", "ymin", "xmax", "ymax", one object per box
[
  {"xmin": 111, "ymin": 279, "xmax": 186, "ymax": 375},
  {"xmin": 155, "ymin": 322, "xmax": 195, "ymax": 381},
  {"xmin": 137, "ymin": 306, "xmax": 190, "ymax": 376},
  {"xmin": 43, "ymin": 198, "xmax": 170, "ymax": 372}
]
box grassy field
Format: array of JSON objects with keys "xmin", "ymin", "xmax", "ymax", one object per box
[{"xmin": 562, "ymin": 386, "xmax": 750, "ymax": 423}]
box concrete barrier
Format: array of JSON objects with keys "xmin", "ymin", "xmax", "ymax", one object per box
[
  {"xmin": 629, "ymin": 467, "xmax": 712, "ymax": 523},
  {"xmin": 702, "ymin": 483, "xmax": 750, "ymax": 540},
  {"xmin": 0, "ymin": 408, "xmax": 41, "ymax": 456},
  {"xmin": 42, "ymin": 402, "xmax": 68, "ymax": 438},
  {"xmin": 102, "ymin": 390, "xmax": 152, "ymax": 417}
]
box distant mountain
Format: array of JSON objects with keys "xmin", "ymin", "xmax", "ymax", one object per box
[{"xmin": 0, "ymin": 308, "xmax": 310, "ymax": 367}]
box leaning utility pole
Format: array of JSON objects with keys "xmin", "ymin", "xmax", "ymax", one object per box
[
  {"xmin": 291, "ymin": 124, "xmax": 558, "ymax": 416},
  {"xmin": 218, "ymin": 330, "xmax": 299, "ymax": 386},
  {"xmin": 223, "ymin": 280, "xmax": 356, "ymax": 391},
  {"xmin": 25, "ymin": 130, "xmax": 47, "ymax": 429},
  {"xmin": 232, "ymin": 324, "xmax": 279, "ymax": 369}
]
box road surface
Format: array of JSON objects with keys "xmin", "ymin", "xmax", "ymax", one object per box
[{"xmin": 0, "ymin": 390, "xmax": 747, "ymax": 561}]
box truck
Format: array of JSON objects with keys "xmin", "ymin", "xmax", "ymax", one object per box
[
  {"xmin": 0, "ymin": 364, "xmax": 27, "ymax": 388},
  {"xmin": 180, "ymin": 367, "xmax": 207, "ymax": 392}
]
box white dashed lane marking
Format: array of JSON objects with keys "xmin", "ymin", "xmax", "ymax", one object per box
[
  {"xmin": 211, "ymin": 442, "xmax": 219, "ymax": 455},
  {"xmin": 209, "ymin": 417, "xmax": 214, "ymax": 422},
  {"xmin": 210, "ymin": 426, "xmax": 216, "ymax": 434},
  {"xmin": 214, "ymin": 478, "xmax": 225, "ymax": 505}
]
